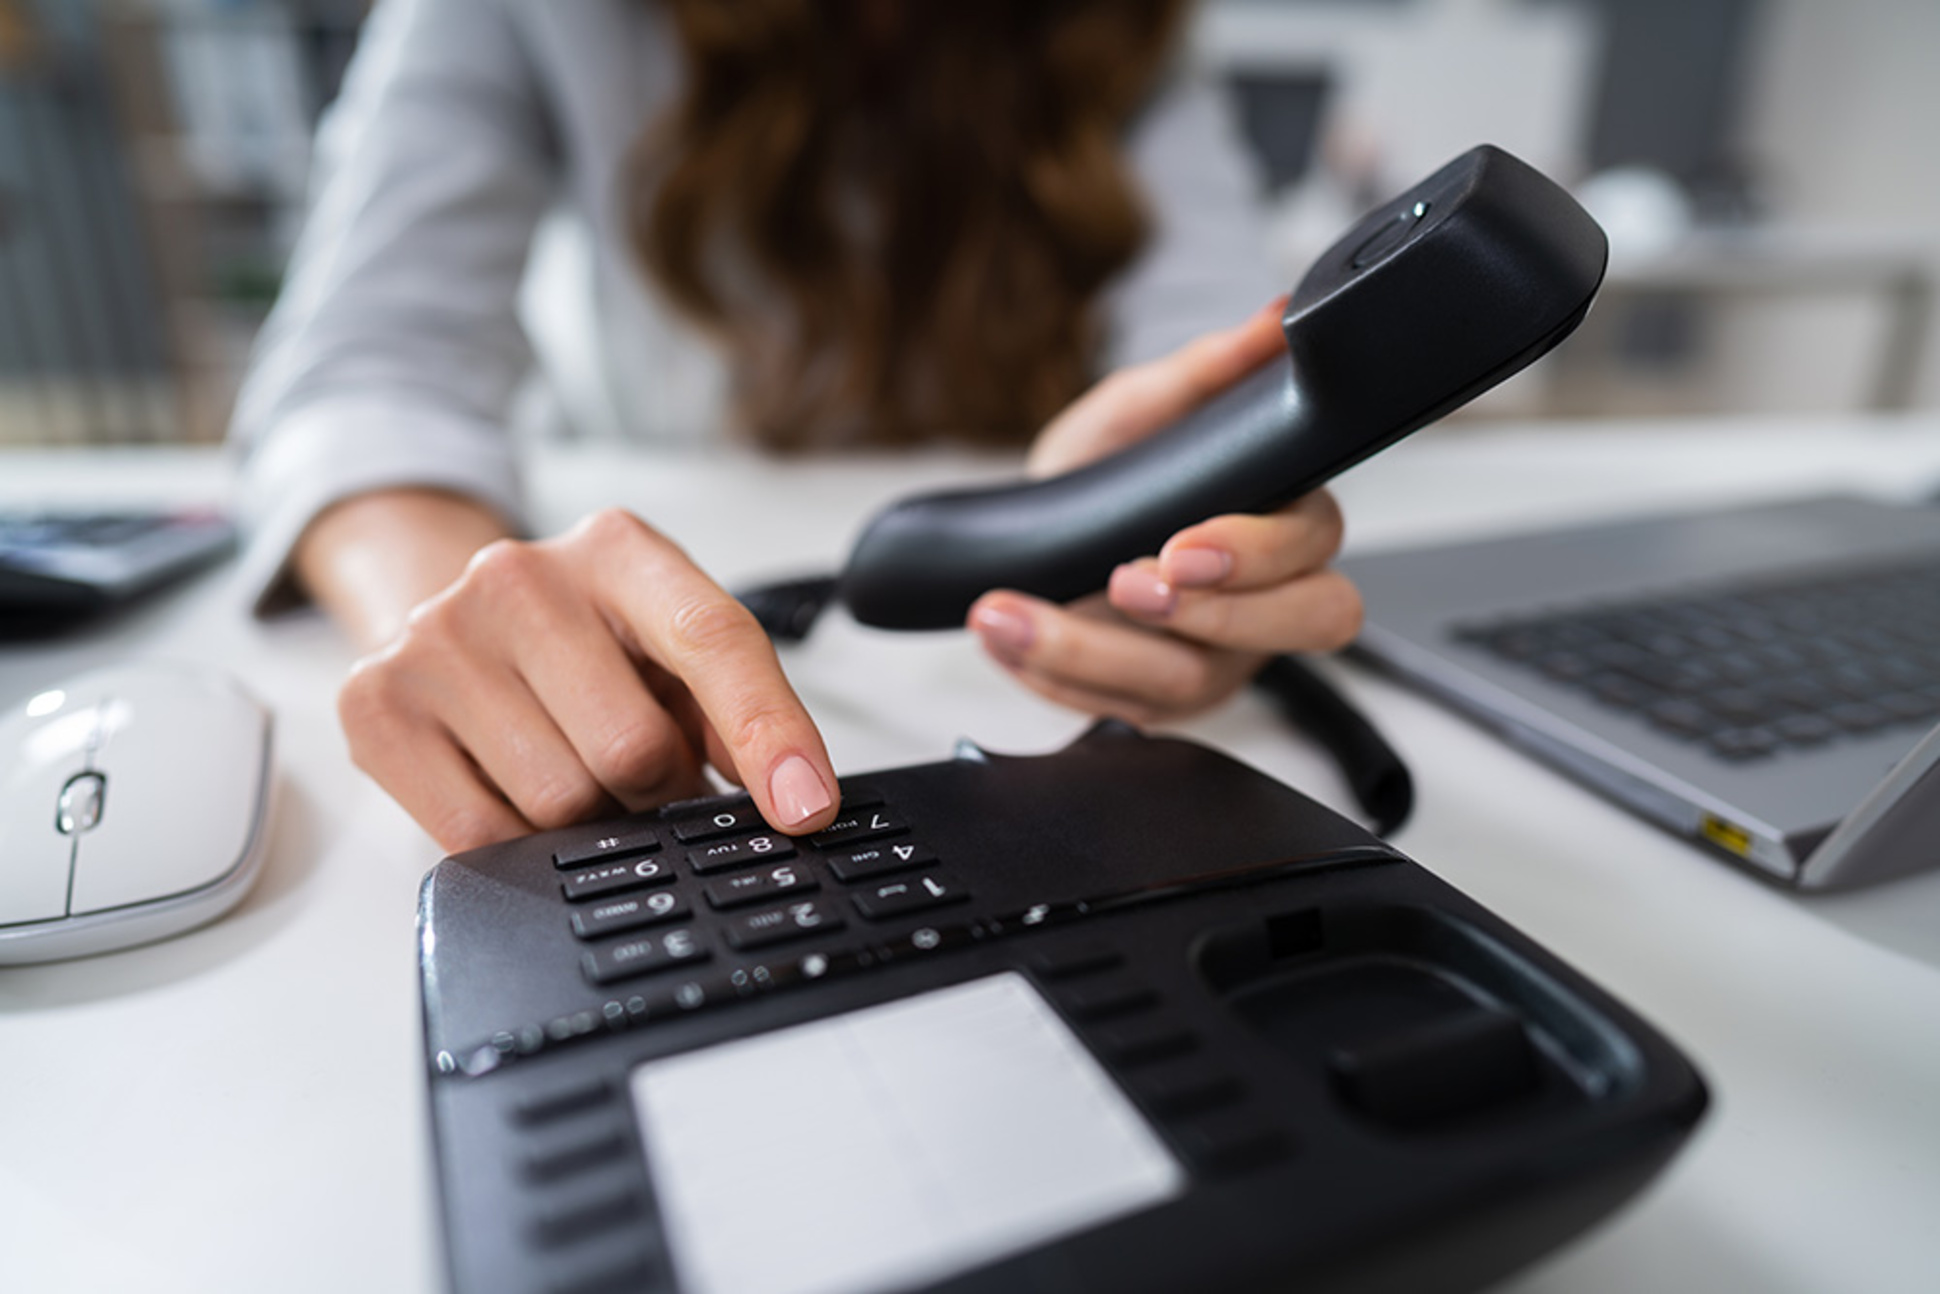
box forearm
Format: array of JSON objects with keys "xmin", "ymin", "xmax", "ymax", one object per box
[{"xmin": 294, "ymin": 488, "xmax": 515, "ymax": 653}]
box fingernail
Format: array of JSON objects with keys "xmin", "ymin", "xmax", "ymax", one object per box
[
  {"xmin": 1111, "ymin": 565, "xmax": 1176, "ymax": 617},
  {"xmin": 1164, "ymin": 547, "xmax": 1231, "ymax": 588},
  {"xmin": 769, "ymin": 754, "xmax": 832, "ymax": 828},
  {"xmin": 971, "ymin": 602, "xmax": 1035, "ymax": 663}
]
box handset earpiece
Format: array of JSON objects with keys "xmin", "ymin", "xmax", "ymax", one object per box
[{"xmin": 836, "ymin": 144, "xmax": 1608, "ymax": 631}]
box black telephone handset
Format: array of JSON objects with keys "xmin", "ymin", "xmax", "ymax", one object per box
[{"xmin": 834, "ymin": 144, "xmax": 1608, "ymax": 629}]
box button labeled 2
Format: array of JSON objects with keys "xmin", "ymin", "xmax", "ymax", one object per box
[{"xmin": 726, "ymin": 900, "xmax": 845, "ymax": 951}]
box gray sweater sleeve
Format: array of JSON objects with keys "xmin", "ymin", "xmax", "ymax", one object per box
[{"xmin": 229, "ymin": 0, "xmax": 553, "ymax": 614}]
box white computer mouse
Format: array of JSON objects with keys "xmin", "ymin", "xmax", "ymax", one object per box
[{"xmin": 0, "ymin": 661, "xmax": 273, "ymax": 964}]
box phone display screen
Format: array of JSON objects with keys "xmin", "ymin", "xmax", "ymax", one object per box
[{"xmin": 630, "ymin": 972, "xmax": 1183, "ymax": 1294}]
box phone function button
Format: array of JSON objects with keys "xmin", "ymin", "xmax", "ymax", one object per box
[
  {"xmin": 519, "ymin": 1129, "xmax": 631, "ymax": 1185},
  {"xmin": 1093, "ymin": 1020, "xmax": 1199, "ymax": 1068},
  {"xmin": 1170, "ymin": 1112, "xmax": 1296, "ymax": 1178},
  {"xmin": 725, "ymin": 899, "xmax": 845, "ymax": 951},
  {"xmin": 1130, "ymin": 1064, "xmax": 1245, "ymax": 1119},
  {"xmin": 509, "ymin": 1077, "xmax": 615, "ymax": 1127},
  {"xmin": 703, "ymin": 861, "xmax": 817, "ymax": 910},
  {"xmin": 1025, "ymin": 944, "xmax": 1125, "ymax": 981},
  {"xmin": 569, "ymin": 888, "xmax": 689, "ymax": 940},
  {"xmin": 553, "ymin": 826, "xmax": 660, "ymax": 871},
  {"xmin": 809, "ymin": 808, "xmax": 908, "ymax": 849},
  {"xmin": 528, "ymin": 1187, "xmax": 647, "ymax": 1250},
  {"xmin": 561, "ymin": 855, "xmax": 676, "ymax": 903},
  {"xmin": 1059, "ymin": 982, "xmax": 1159, "ymax": 1022},
  {"xmin": 582, "ymin": 927, "xmax": 709, "ymax": 986},
  {"xmin": 826, "ymin": 839, "xmax": 934, "ymax": 883},
  {"xmin": 669, "ymin": 804, "xmax": 763, "ymax": 844},
  {"xmin": 850, "ymin": 872, "xmax": 967, "ymax": 921},
  {"xmin": 686, "ymin": 833, "xmax": 797, "ymax": 875},
  {"xmin": 1350, "ymin": 200, "xmax": 1431, "ymax": 269}
]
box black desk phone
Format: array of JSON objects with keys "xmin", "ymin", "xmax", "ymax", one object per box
[
  {"xmin": 421, "ymin": 726, "xmax": 1704, "ymax": 1294},
  {"xmin": 419, "ymin": 149, "xmax": 1704, "ymax": 1294}
]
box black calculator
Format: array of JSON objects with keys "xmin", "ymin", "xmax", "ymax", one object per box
[{"xmin": 419, "ymin": 724, "xmax": 1706, "ymax": 1294}]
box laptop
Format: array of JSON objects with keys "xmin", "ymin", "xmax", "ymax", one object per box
[{"xmin": 1341, "ymin": 493, "xmax": 1940, "ymax": 890}]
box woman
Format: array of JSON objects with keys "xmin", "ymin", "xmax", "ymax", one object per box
[{"xmin": 232, "ymin": 0, "xmax": 1362, "ymax": 852}]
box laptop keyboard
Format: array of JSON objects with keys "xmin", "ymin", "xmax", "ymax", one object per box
[{"xmin": 1455, "ymin": 560, "xmax": 1940, "ymax": 762}]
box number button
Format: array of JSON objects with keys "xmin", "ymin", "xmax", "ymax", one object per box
[
  {"xmin": 570, "ymin": 888, "xmax": 690, "ymax": 939},
  {"xmin": 808, "ymin": 809, "xmax": 908, "ymax": 849},
  {"xmin": 725, "ymin": 900, "xmax": 845, "ymax": 951},
  {"xmin": 703, "ymin": 862, "xmax": 818, "ymax": 910},
  {"xmin": 826, "ymin": 839, "xmax": 935, "ymax": 883},
  {"xmin": 686, "ymin": 833, "xmax": 798, "ymax": 876},
  {"xmin": 582, "ymin": 927, "xmax": 711, "ymax": 986},
  {"xmin": 669, "ymin": 804, "xmax": 763, "ymax": 844},
  {"xmin": 561, "ymin": 855, "xmax": 675, "ymax": 903},
  {"xmin": 850, "ymin": 872, "xmax": 968, "ymax": 921}
]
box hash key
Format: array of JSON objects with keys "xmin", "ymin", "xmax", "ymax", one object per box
[
  {"xmin": 851, "ymin": 872, "xmax": 967, "ymax": 921},
  {"xmin": 553, "ymin": 826, "xmax": 660, "ymax": 871}
]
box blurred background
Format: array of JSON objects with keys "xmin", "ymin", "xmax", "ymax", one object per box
[{"xmin": 0, "ymin": 0, "xmax": 1935, "ymax": 447}]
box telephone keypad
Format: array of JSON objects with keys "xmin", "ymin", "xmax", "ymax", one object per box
[{"xmin": 512, "ymin": 788, "xmax": 979, "ymax": 1043}]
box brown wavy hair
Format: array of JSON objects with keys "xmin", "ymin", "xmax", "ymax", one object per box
[{"xmin": 633, "ymin": 0, "xmax": 1191, "ymax": 451}]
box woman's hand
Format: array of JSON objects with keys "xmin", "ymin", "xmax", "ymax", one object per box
[
  {"xmin": 300, "ymin": 491, "xmax": 840, "ymax": 854},
  {"xmin": 967, "ymin": 302, "xmax": 1364, "ymax": 724}
]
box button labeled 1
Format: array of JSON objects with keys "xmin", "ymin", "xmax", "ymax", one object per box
[{"xmin": 851, "ymin": 873, "xmax": 967, "ymax": 921}]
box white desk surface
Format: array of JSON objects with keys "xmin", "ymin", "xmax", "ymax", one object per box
[{"xmin": 5, "ymin": 412, "xmax": 1940, "ymax": 1293}]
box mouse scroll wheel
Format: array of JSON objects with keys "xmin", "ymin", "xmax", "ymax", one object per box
[{"xmin": 56, "ymin": 771, "xmax": 106, "ymax": 835}]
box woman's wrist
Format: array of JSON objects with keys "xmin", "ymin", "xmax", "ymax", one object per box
[{"xmin": 295, "ymin": 487, "xmax": 516, "ymax": 653}]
